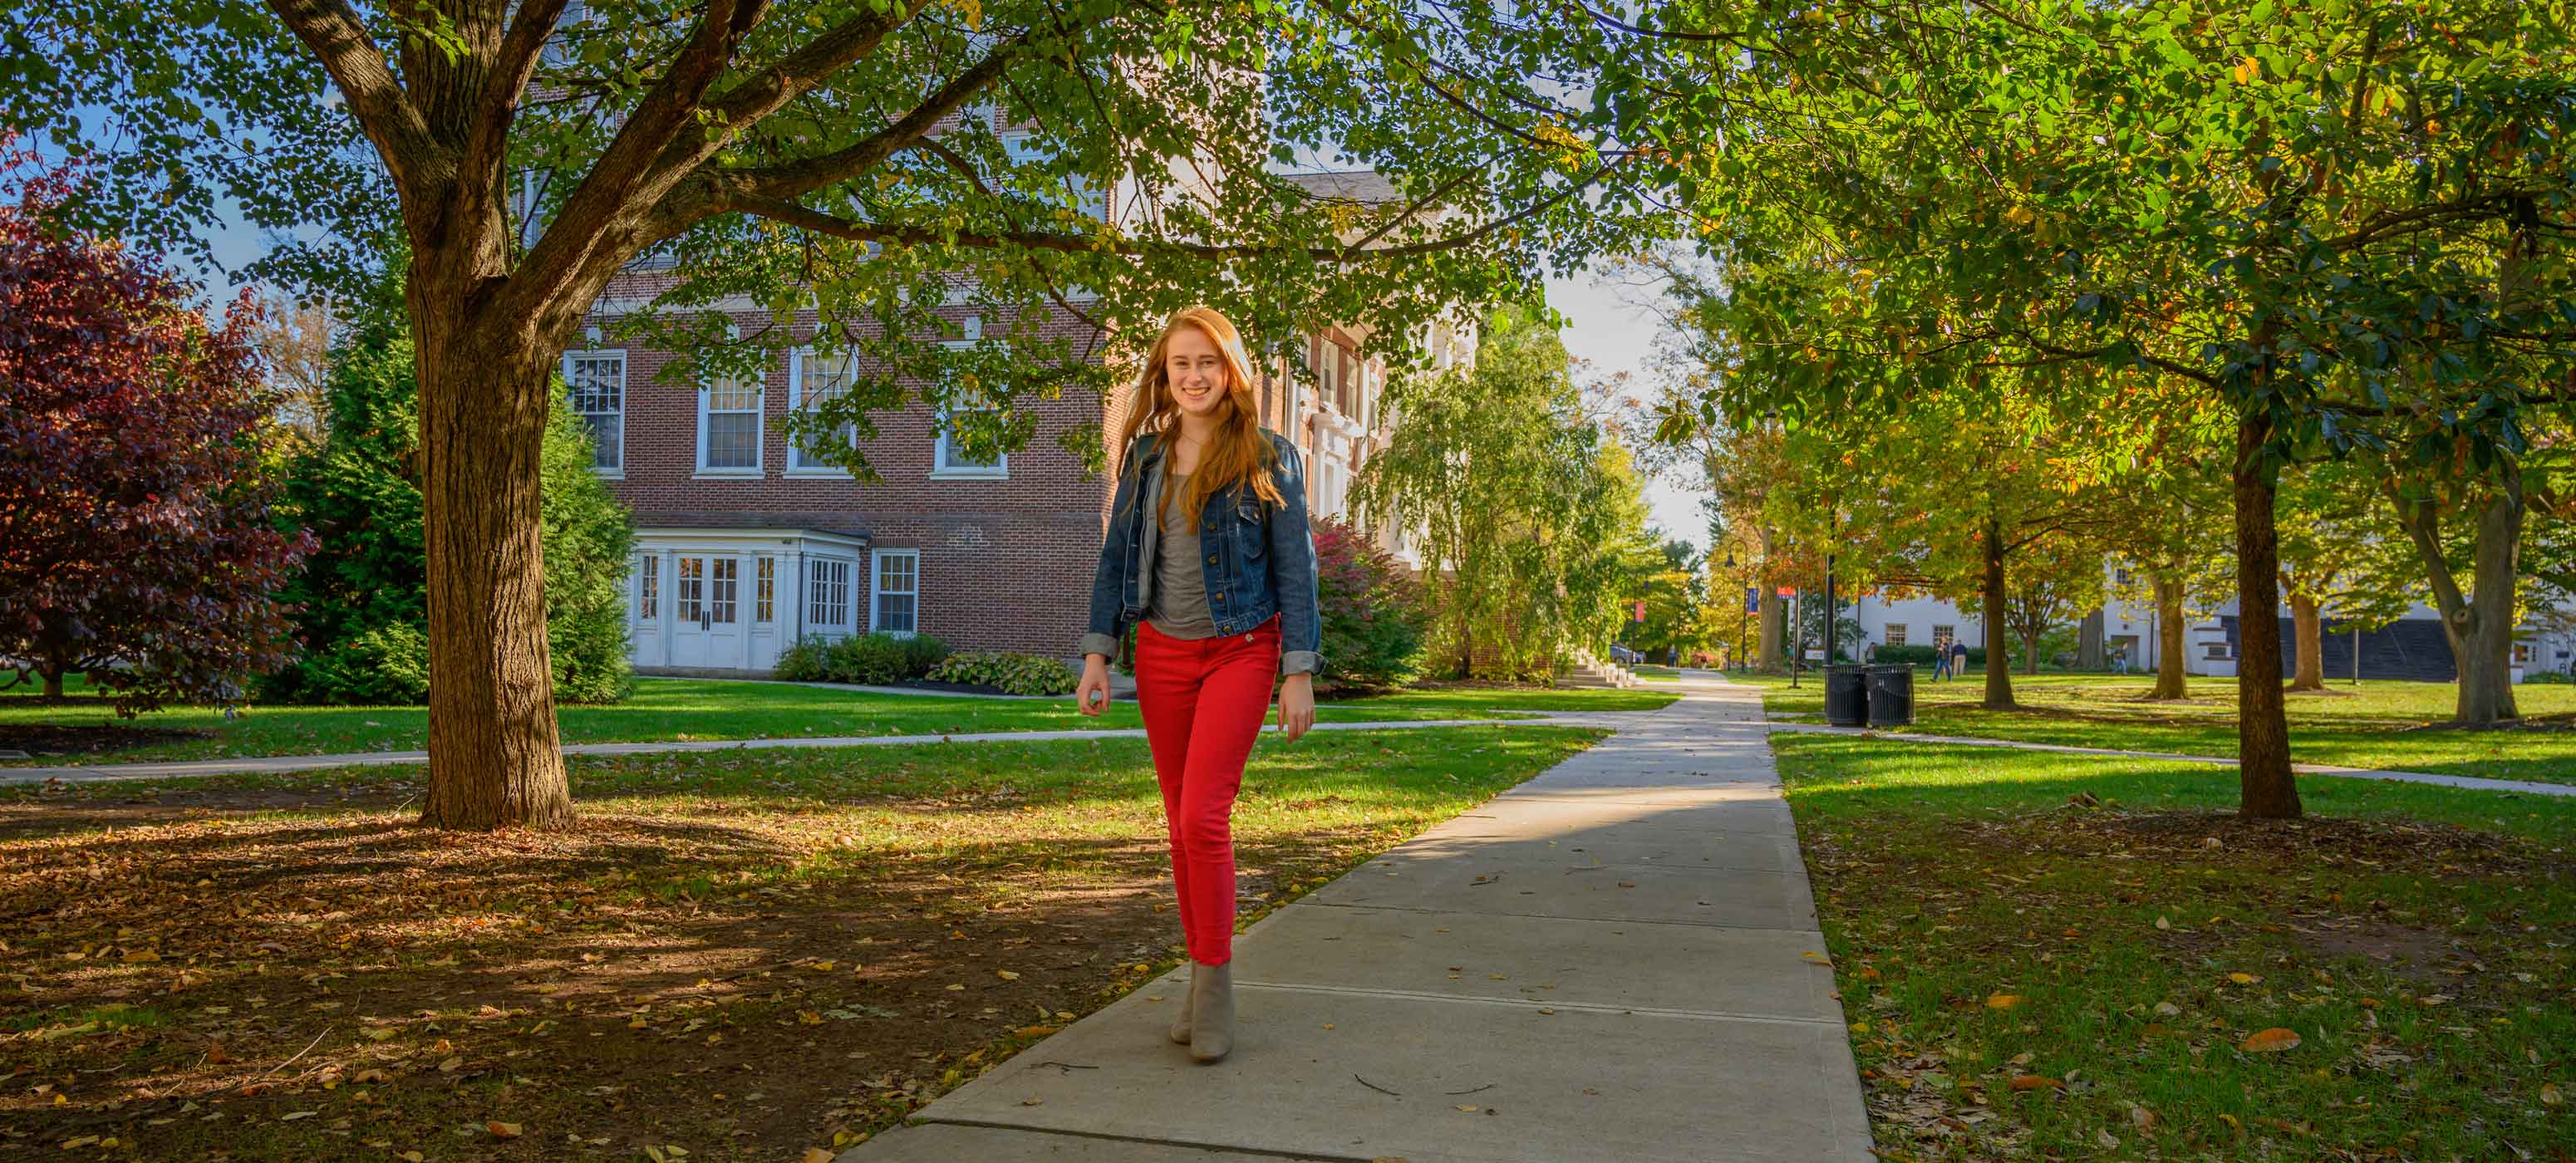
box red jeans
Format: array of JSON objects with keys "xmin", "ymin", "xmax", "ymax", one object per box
[{"xmin": 1133, "ymin": 614, "xmax": 1281, "ymax": 966}]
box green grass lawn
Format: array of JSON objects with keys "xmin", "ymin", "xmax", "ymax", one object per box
[
  {"xmin": 1, "ymin": 725, "xmax": 1606, "ymax": 1160},
  {"xmin": 1629, "ymin": 664, "xmax": 1684, "ymax": 682},
  {"xmin": 1776, "ymin": 734, "xmax": 2574, "ymax": 1160},
  {"xmin": 1738, "ymin": 670, "xmax": 2576, "ymax": 784},
  {"xmin": 0, "ymin": 675, "xmax": 1677, "ymax": 768}
]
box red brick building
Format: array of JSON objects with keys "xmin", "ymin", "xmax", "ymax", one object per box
[{"xmin": 568, "ymin": 161, "xmax": 1473, "ymax": 675}]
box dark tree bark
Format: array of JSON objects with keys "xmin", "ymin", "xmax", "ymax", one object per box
[
  {"xmin": 2232, "ymin": 410, "xmax": 2300, "ymax": 819},
  {"xmin": 2077, "ymin": 608, "xmax": 2105, "ymax": 670},
  {"xmin": 1981, "ymin": 512, "xmax": 2016, "ymax": 709},
  {"xmin": 2151, "ymin": 577, "xmax": 2189, "ymax": 699},
  {"xmin": 2287, "ymin": 591, "xmax": 2324, "ymax": 692}
]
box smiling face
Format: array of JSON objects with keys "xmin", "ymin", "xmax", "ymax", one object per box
[{"xmin": 1162, "ymin": 323, "xmax": 1229, "ymax": 421}]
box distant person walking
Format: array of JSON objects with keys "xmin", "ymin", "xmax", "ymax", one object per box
[
  {"xmin": 2111, "ymin": 644, "xmax": 2130, "ymax": 675},
  {"xmin": 1931, "ymin": 642, "xmax": 1952, "ymax": 681},
  {"xmin": 1949, "ymin": 639, "xmax": 1969, "ymax": 679}
]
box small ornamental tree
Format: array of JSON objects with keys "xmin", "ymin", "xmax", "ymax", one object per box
[
  {"xmin": 0, "ymin": 150, "xmax": 312, "ymax": 710},
  {"xmin": 1310, "ymin": 516, "xmax": 1429, "ymax": 691}
]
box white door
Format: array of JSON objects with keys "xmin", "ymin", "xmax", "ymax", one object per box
[{"xmin": 671, "ymin": 555, "xmax": 744, "ymax": 669}]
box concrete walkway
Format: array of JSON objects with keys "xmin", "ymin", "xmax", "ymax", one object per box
[
  {"xmin": 838, "ymin": 682, "xmax": 1873, "ymax": 1163},
  {"xmin": 0, "ymin": 714, "xmax": 1642, "ymax": 787},
  {"xmin": 1762, "ymin": 721, "xmax": 2576, "ymax": 797}
]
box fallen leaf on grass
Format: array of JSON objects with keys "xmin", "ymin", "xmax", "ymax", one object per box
[
  {"xmin": 1984, "ymin": 994, "xmax": 2025, "ymax": 1010},
  {"xmin": 804, "ymin": 1151, "xmax": 837, "ymax": 1163},
  {"xmin": 2008, "ymin": 1076, "xmax": 2059, "ymax": 1092},
  {"xmin": 997, "ymin": 969, "xmax": 1020, "ymax": 980},
  {"xmin": 486, "ymin": 1121, "xmax": 522, "ymax": 1139},
  {"xmin": 2239, "ymin": 1028, "xmax": 2300, "ymax": 1053}
]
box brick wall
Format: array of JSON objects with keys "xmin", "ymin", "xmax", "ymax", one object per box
[{"xmin": 583, "ymin": 291, "xmax": 1118, "ymax": 659}]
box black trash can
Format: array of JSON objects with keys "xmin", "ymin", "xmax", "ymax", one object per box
[
  {"xmin": 1823, "ymin": 665, "xmax": 1870, "ymax": 727},
  {"xmin": 1866, "ymin": 664, "xmax": 1915, "ymax": 727}
]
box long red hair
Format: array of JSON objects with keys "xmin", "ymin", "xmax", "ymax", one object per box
[{"xmin": 1114, "ymin": 306, "xmax": 1285, "ymax": 521}]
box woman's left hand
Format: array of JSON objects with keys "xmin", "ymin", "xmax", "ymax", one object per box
[{"xmin": 1276, "ymin": 673, "xmax": 1316, "ymax": 742}]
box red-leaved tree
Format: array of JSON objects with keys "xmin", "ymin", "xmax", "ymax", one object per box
[
  {"xmin": 1310, "ymin": 517, "xmax": 1431, "ymax": 691},
  {"xmin": 0, "ymin": 149, "xmax": 312, "ymax": 712}
]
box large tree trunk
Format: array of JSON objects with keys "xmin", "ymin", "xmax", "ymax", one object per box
[
  {"xmin": 412, "ymin": 284, "xmax": 574, "ymax": 831},
  {"xmin": 42, "ymin": 668, "xmax": 64, "ymax": 699},
  {"xmin": 2022, "ymin": 627, "xmax": 2042, "ymax": 676},
  {"xmin": 1980, "ymin": 513, "xmax": 2015, "ymax": 709},
  {"xmin": 2287, "ymin": 592, "xmax": 2324, "ymax": 692},
  {"xmin": 2388, "ymin": 469, "xmax": 2524, "ymax": 724},
  {"xmin": 2442, "ymin": 488, "xmax": 2523, "ymax": 724},
  {"xmin": 2077, "ymin": 609, "xmax": 2105, "ymax": 670},
  {"xmin": 2232, "ymin": 410, "xmax": 2299, "ymax": 819},
  {"xmin": 2151, "ymin": 577, "xmax": 2188, "ymax": 699}
]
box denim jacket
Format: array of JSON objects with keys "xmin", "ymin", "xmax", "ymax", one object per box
[{"xmin": 1082, "ymin": 429, "xmax": 1323, "ymax": 676}]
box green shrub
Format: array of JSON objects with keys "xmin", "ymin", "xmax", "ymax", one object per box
[
  {"xmin": 897, "ymin": 633, "xmax": 950, "ymax": 679},
  {"xmin": 825, "ymin": 633, "xmax": 910, "ymax": 685},
  {"xmin": 1871, "ymin": 644, "xmax": 1939, "ymax": 666},
  {"xmin": 296, "ymin": 622, "xmax": 430, "ymax": 704},
  {"xmin": 928, "ymin": 651, "xmax": 1079, "ymax": 696},
  {"xmin": 774, "ymin": 634, "xmax": 835, "ymax": 681}
]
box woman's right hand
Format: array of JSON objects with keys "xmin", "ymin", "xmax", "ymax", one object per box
[{"xmin": 1074, "ymin": 655, "xmax": 1113, "ymax": 716}]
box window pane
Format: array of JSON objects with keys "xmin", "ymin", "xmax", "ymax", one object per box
[
  {"xmin": 678, "ymin": 557, "xmax": 704, "ymax": 622},
  {"xmin": 710, "ymin": 558, "xmax": 738, "ymax": 624},
  {"xmin": 797, "ymin": 350, "xmax": 858, "ymax": 469},
  {"xmin": 755, "ymin": 557, "xmax": 774, "ymax": 623},
  {"xmin": 638, "ymin": 556, "xmax": 658, "ymax": 619},
  {"xmin": 877, "ymin": 592, "xmax": 916, "ymax": 634},
  {"xmin": 939, "ymin": 410, "xmax": 1003, "ymax": 470},
  {"xmin": 705, "ymin": 412, "xmax": 758, "ymax": 469}
]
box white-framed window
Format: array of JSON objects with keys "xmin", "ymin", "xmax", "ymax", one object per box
[
  {"xmin": 755, "ymin": 557, "xmax": 774, "ymax": 623},
  {"xmin": 809, "ymin": 558, "xmax": 852, "ymax": 628},
  {"xmin": 1884, "ymin": 624, "xmax": 1908, "ymax": 647},
  {"xmin": 2513, "ymin": 641, "xmax": 2534, "ymax": 665},
  {"xmin": 637, "ymin": 554, "xmax": 658, "ymax": 621},
  {"xmin": 676, "ymin": 557, "xmax": 705, "ymax": 623},
  {"xmin": 788, "ymin": 346, "xmax": 858, "ymax": 474},
  {"xmin": 563, "ymin": 349, "xmax": 625, "ymax": 473},
  {"xmin": 697, "ymin": 347, "xmax": 766, "ymax": 474},
  {"xmin": 933, "ymin": 408, "xmax": 1008, "ymax": 478},
  {"xmin": 872, "ymin": 549, "xmax": 919, "ymax": 635},
  {"xmin": 1932, "ymin": 625, "xmax": 1956, "ymax": 651}
]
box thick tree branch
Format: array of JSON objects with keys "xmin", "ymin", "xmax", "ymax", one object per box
[
  {"xmin": 467, "ymin": 0, "xmax": 574, "ymax": 180},
  {"xmin": 725, "ymin": 30, "xmax": 1031, "ymax": 202},
  {"xmin": 267, "ymin": 0, "xmax": 441, "ymax": 188},
  {"xmin": 508, "ymin": 0, "xmax": 766, "ymax": 322}
]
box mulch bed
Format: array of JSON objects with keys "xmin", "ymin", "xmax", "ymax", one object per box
[{"xmin": 0, "ymin": 792, "xmax": 1197, "ymax": 1161}]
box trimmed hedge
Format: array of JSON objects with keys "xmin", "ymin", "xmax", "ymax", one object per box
[
  {"xmin": 774, "ymin": 632, "xmax": 949, "ymax": 685},
  {"xmin": 928, "ymin": 651, "xmax": 1079, "ymax": 696},
  {"xmin": 1871, "ymin": 644, "xmax": 1939, "ymax": 666}
]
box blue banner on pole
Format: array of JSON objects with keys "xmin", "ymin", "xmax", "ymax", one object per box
[{"xmin": 1743, "ymin": 586, "xmax": 1760, "ymax": 614}]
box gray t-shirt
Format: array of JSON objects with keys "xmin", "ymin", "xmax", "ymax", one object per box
[{"xmin": 1148, "ymin": 469, "xmax": 1217, "ymax": 639}]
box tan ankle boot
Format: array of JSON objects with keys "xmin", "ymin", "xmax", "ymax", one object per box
[{"xmin": 1188, "ymin": 959, "xmax": 1233, "ymax": 1062}]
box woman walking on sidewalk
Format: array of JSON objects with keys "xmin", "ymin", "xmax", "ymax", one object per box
[{"xmin": 1073, "ymin": 306, "xmax": 1322, "ymax": 1064}]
